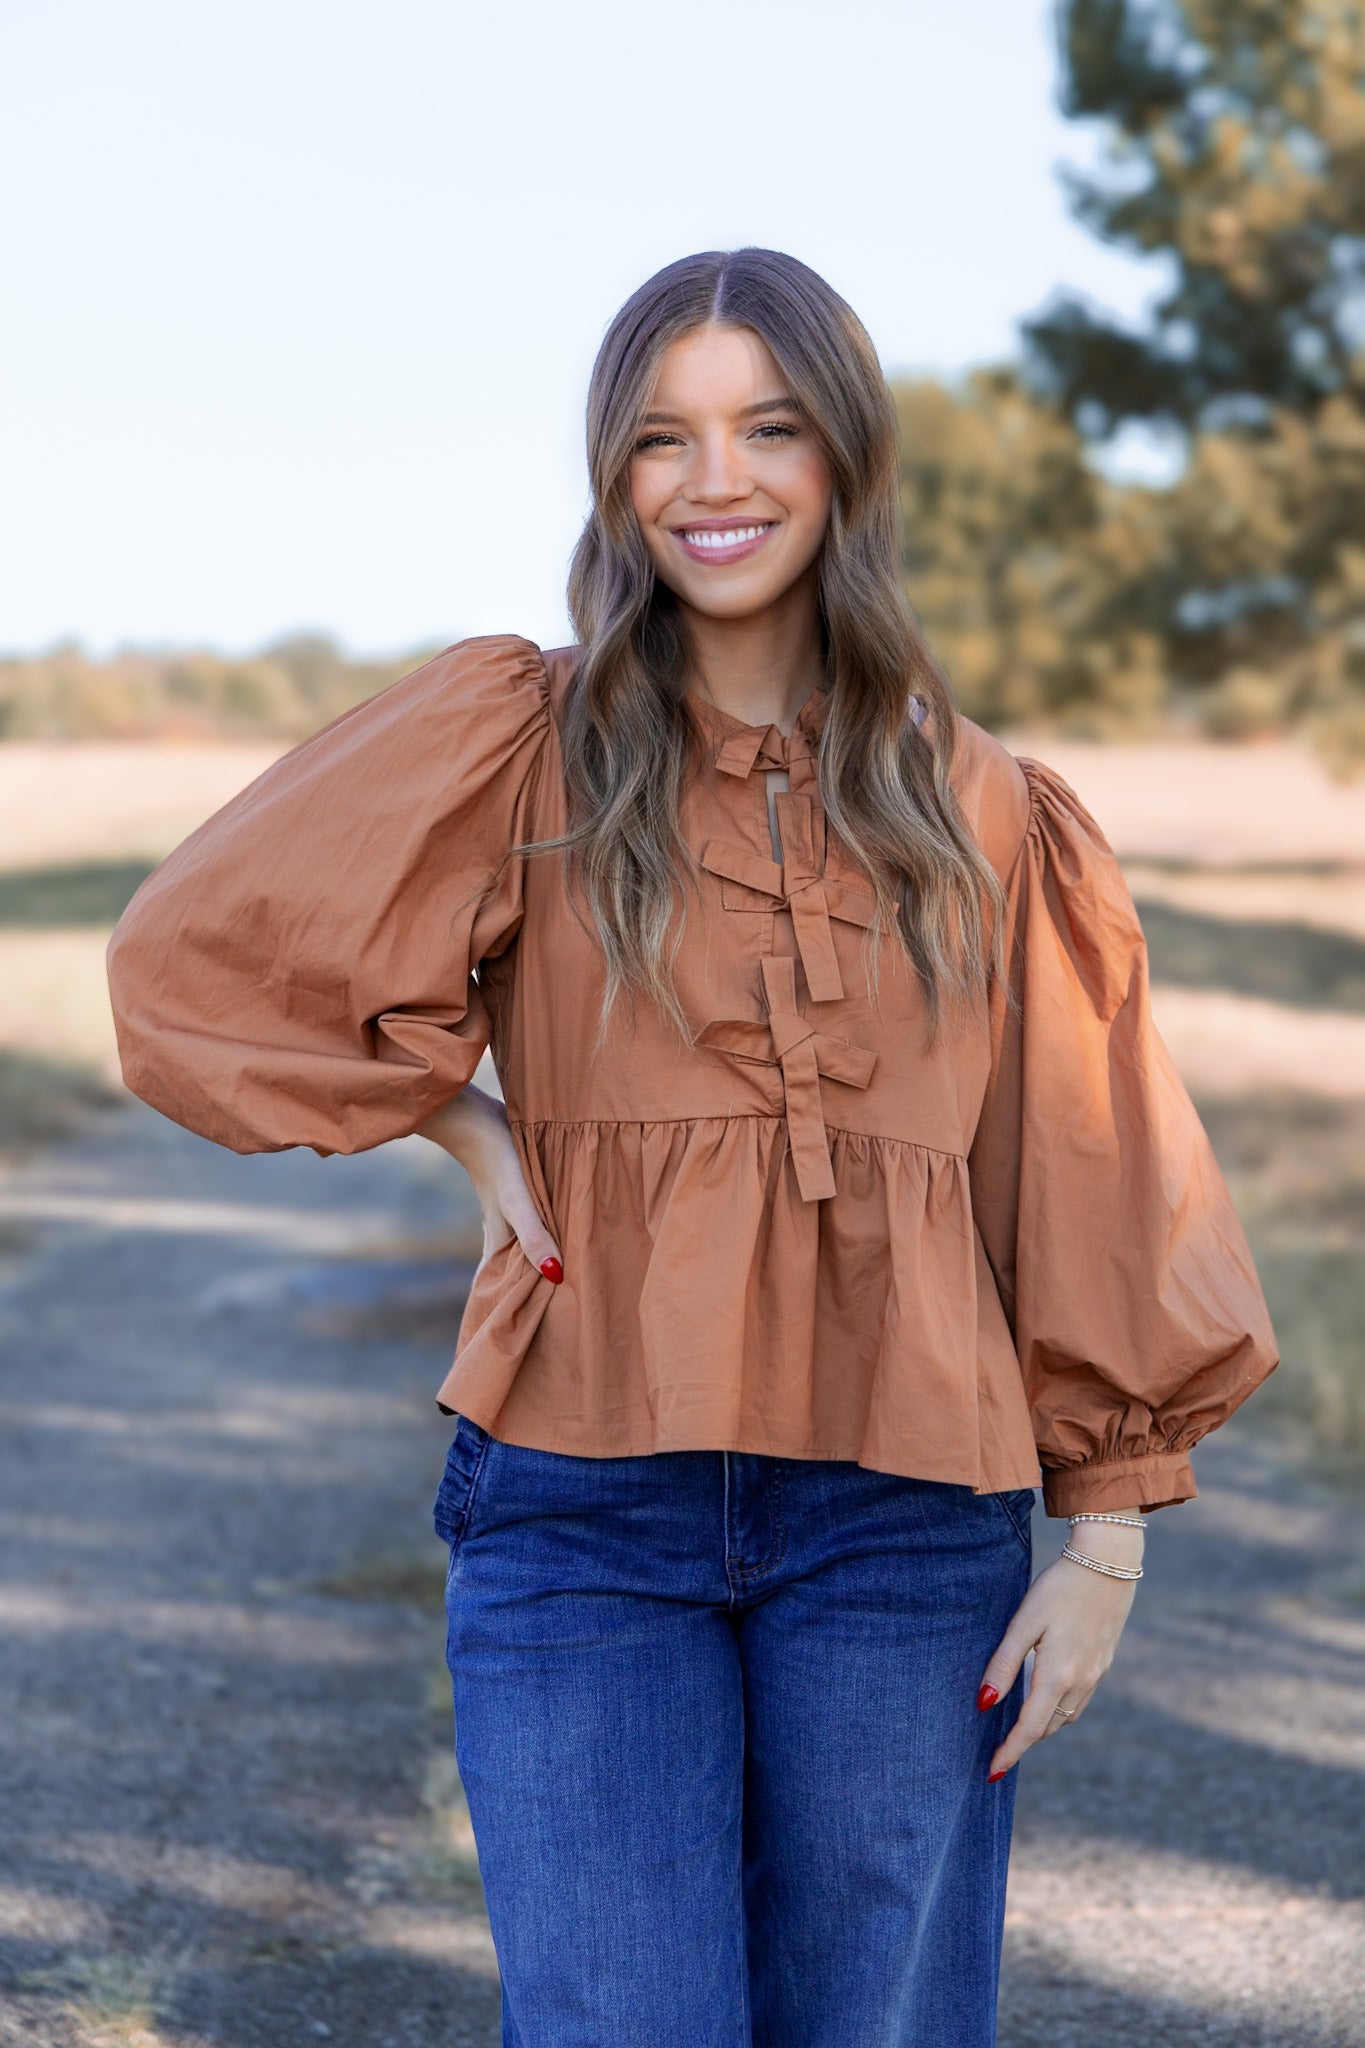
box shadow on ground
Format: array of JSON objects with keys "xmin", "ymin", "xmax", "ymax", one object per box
[{"xmin": 2, "ymin": 1103, "xmax": 1363, "ymax": 2047}]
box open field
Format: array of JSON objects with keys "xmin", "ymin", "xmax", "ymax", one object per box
[{"xmin": 0, "ymin": 745, "xmax": 284, "ymax": 873}]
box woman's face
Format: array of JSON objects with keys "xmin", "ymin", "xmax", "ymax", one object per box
[{"xmin": 627, "ymin": 324, "xmax": 833, "ymax": 624}]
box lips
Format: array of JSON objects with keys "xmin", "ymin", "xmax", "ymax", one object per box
[{"xmin": 671, "ymin": 521, "xmax": 777, "ymax": 566}]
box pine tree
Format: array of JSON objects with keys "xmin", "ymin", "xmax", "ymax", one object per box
[
  {"xmin": 1028, "ymin": 0, "xmax": 1365, "ymax": 432},
  {"xmin": 1023, "ymin": 0, "xmax": 1365, "ymax": 765}
]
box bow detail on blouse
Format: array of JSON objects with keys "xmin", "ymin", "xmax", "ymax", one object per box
[
  {"xmin": 698, "ymin": 798, "xmax": 879, "ymax": 1004},
  {"xmin": 694, "ymin": 953, "xmax": 877, "ymax": 1202},
  {"xmin": 712, "ymin": 724, "xmax": 806, "ymax": 778}
]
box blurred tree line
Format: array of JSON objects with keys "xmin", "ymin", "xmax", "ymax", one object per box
[
  {"xmin": 0, "ymin": 635, "xmax": 445, "ymax": 744},
  {"xmin": 896, "ymin": 0, "xmax": 1365, "ymax": 772},
  {"xmin": 5, "ymin": 4, "xmax": 1363, "ymax": 769}
]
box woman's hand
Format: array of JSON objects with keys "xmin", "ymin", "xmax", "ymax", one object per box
[
  {"xmin": 977, "ymin": 1510, "xmax": 1144, "ymax": 1778},
  {"xmin": 414, "ymin": 1086, "xmax": 564, "ymax": 1284}
]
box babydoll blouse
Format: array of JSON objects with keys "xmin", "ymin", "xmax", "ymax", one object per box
[{"xmin": 105, "ymin": 632, "xmax": 1280, "ymax": 1516}]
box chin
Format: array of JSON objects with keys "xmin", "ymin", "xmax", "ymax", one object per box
[{"xmin": 681, "ymin": 571, "xmax": 788, "ymax": 609}]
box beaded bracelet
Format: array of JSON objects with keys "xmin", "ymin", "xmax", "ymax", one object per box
[
  {"xmin": 1068, "ymin": 1511, "xmax": 1148, "ymax": 1529},
  {"xmin": 1060, "ymin": 1543, "xmax": 1143, "ymax": 1581}
]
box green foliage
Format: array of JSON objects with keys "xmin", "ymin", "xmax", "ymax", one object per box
[
  {"xmin": 894, "ymin": 0, "xmax": 1365, "ymax": 768},
  {"xmin": 896, "ymin": 366, "xmax": 1179, "ymax": 735},
  {"xmin": 1029, "ymin": 0, "xmax": 1365, "ymax": 430}
]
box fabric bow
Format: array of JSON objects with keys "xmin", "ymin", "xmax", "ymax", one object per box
[
  {"xmin": 698, "ymin": 795, "xmax": 880, "ymax": 1003},
  {"xmin": 694, "ymin": 954, "xmax": 877, "ymax": 1202}
]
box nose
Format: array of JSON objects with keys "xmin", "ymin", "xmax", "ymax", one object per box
[{"xmin": 685, "ymin": 430, "xmax": 755, "ymax": 506}]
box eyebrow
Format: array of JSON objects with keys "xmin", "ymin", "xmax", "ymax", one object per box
[{"xmin": 639, "ymin": 395, "xmax": 801, "ymax": 426}]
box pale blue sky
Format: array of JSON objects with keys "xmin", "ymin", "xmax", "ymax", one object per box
[{"xmin": 2, "ymin": 0, "xmax": 1164, "ymax": 659}]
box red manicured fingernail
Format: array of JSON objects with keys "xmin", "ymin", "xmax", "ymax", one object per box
[
  {"xmin": 538, "ymin": 1256, "xmax": 563, "ymax": 1284},
  {"xmin": 976, "ymin": 1683, "xmax": 1000, "ymax": 1711},
  {"xmin": 987, "ymin": 1768, "xmax": 1007, "ymax": 1783}
]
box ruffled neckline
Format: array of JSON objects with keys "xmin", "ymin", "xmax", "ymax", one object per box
[
  {"xmin": 683, "ymin": 683, "xmax": 832, "ymax": 784},
  {"xmin": 684, "ymin": 683, "xmax": 832, "ymax": 745}
]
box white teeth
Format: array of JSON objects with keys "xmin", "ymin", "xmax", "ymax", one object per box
[{"xmin": 682, "ymin": 524, "xmax": 771, "ymax": 548}]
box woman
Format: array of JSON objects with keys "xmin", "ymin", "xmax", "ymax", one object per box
[{"xmin": 106, "ymin": 247, "xmax": 1279, "ymax": 2047}]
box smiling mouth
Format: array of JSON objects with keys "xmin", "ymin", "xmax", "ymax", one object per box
[{"xmin": 672, "ymin": 521, "xmax": 777, "ymax": 563}]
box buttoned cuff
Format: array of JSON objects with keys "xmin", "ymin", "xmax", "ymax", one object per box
[{"xmin": 1041, "ymin": 1448, "xmax": 1197, "ymax": 1518}]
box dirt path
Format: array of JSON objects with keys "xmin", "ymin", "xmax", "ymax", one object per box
[{"xmin": 1, "ymin": 1106, "xmax": 1363, "ymax": 2047}]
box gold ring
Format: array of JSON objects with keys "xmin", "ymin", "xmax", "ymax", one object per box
[{"xmin": 1048, "ymin": 1704, "xmax": 1076, "ymax": 1724}]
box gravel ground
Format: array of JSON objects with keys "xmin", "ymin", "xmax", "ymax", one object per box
[{"xmin": 1, "ymin": 1104, "xmax": 1362, "ymax": 2047}]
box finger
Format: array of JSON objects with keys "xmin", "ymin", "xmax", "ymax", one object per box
[
  {"xmin": 976, "ymin": 1611, "xmax": 1040, "ymax": 1711},
  {"xmin": 988, "ymin": 1672, "xmax": 1084, "ymax": 1777},
  {"xmin": 500, "ymin": 1194, "xmax": 564, "ymax": 1283}
]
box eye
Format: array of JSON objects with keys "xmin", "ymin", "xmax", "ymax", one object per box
[
  {"xmin": 633, "ymin": 431, "xmax": 681, "ymax": 451},
  {"xmin": 753, "ymin": 422, "xmax": 797, "ymax": 441}
]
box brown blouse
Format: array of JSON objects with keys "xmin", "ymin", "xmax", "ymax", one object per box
[{"xmin": 105, "ymin": 633, "xmax": 1279, "ymax": 1515}]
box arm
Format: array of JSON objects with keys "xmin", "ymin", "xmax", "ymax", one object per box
[
  {"xmin": 416, "ymin": 1085, "xmax": 564, "ymax": 1284},
  {"xmin": 978, "ymin": 1503, "xmax": 1144, "ymax": 1777},
  {"xmin": 106, "ymin": 634, "xmax": 554, "ymax": 1157},
  {"xmin": 967, "ymin": 751, "xmax": 1280, "ymax": 1773},
  {"xmin": 968, "ymin": 753, "xmax": 1279, "ymax": 1516}
]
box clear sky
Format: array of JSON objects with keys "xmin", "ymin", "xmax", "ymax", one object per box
[{"xmin": 2, "ymin": 0, "xmax": 1163, "ymax": 660}]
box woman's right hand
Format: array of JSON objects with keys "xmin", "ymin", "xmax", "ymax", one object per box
[{"xmin": 414, "ymin": 1085, "xmax": 564, "ymax": 1284}]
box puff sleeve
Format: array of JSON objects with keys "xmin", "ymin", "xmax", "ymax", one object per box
[
  {"xmin": 967, "ymin": 754, "xmax": 1280, "ymax": 1517},
  {"xmin": 105, "ymin": 633, "xmax": 554, "ymax": 1157}
]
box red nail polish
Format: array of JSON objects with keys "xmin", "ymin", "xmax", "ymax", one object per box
[
  {"xmin": 538, "ymin": 1256, "xmax": 563, "ymax": 1284},
  {"xmin": 976, "ymin": 1683, "xmax": 999, "ymax": 1711},
  {"xmin": 987, "ymin": 1768, "xmax": 1007, "ymax": 1783}
]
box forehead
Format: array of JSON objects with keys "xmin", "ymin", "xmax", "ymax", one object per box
[{"xmin": 645, "ymin": 325, "xmax": 786, "ymax": 414}]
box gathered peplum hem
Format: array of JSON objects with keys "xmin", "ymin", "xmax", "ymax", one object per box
[{"xmin": 433, "ymin": 1114, "xmax": 1045, "ymax": 1495}]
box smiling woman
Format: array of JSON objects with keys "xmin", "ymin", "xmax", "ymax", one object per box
[
  {"xmin": 104, "ymin": 245, "xmax": 1279, "ymax": 2048},
  {"xmin": 630, "ymin": 333, "xmax": 831, "ymax": 597},
  {"xmin": 557, "ymin": 250, "xmax": 1000, "ymax": 1057}
]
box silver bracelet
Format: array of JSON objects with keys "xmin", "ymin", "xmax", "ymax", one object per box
[
  {"xmin": 1068, "ymin": 1511, "xmax": 1148, "ymax": 1530},
  {"xmin": 1060, "ymin": 1543, "xmax": 1144, "ymax": 1582}
]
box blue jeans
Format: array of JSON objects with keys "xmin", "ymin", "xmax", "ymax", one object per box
[{"xmin": 434, "ymin": 1419, "xmax": 1033, "ymax": 2048}]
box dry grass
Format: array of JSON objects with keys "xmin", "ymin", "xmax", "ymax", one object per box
[
  {"xmin": 15, "ymin": 1950, "xmax": 190, "ymax": 2048},
  {"xmin": 408, "ymin": 1752, "xmax": 486, "ymax": 1906},
  {"xmin": 309, "ymin": 1550, "xmax": 449, "ymax": 1607},
  {"xmin": 1196, "ymin": 1090, "xmax": 1365, "ymax": 1475},
  {"xmin": 0, "ymin": 1048, "xmax": 122, "ymax": 1157},
  {"xmin": 0, "ymin": 742, "xmax": 284, "ymax": 872},
  {"xmin": 0, "ymin": 860, "xmax": 156, "ymax": 928},
  {"xmin": 999, "ymin": 729, "xmax": 1365, "ymax": 865},
  {"xmin": 1123, "ymin": 858, "xmax": 1365, "ymax": 942}
]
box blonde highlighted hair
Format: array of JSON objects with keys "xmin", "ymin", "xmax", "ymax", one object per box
[{"xmin": 502, "ymin": 246, "xmax": 1009, "ymax": 1052}]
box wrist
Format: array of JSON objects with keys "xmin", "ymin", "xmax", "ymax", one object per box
[
  {"xmin": 1062, "ymin": 1508, "xmax": 1146, "ymax": 1567},
  {"xmin": 417, "ymin": 1086, "xmax": 506, "ymax": 1165}
]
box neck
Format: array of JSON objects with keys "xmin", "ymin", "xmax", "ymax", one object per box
[{"xmin": 679, "ymin": 574, "xmax": 826, "ymax": 737}]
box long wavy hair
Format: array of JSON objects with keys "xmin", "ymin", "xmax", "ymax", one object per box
[{"xmin": 501, "ymin": 246, "xmax": 1010, "ymax": 1054}]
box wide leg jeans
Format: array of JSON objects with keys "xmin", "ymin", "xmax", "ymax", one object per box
[{"xmin": 435, "ymin": 1418, "xmax": 1033, "ymax": 2048}]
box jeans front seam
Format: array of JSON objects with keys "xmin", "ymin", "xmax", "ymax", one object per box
[
  {"xmin": 726, "ymin": 1460, "xmax": 787, "ymax": 1585},
  {"xmin": 733, "ymin": 1791, "xmax": 751, "ymax": 2048}
]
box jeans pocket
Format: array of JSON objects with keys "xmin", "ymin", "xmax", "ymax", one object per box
[
  {"xmin": 990, "ymin": 1486, "xmax": 1036, "ymax": 1554},
  {"xmin": 432, "ymin": 1414, "xmax": 495, "ymax": 1553}
]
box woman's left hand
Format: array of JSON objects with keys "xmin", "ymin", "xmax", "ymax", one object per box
[{"xmin": 977, "ymin": 1512, "xmax": 1144, "ymax": 1778}]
